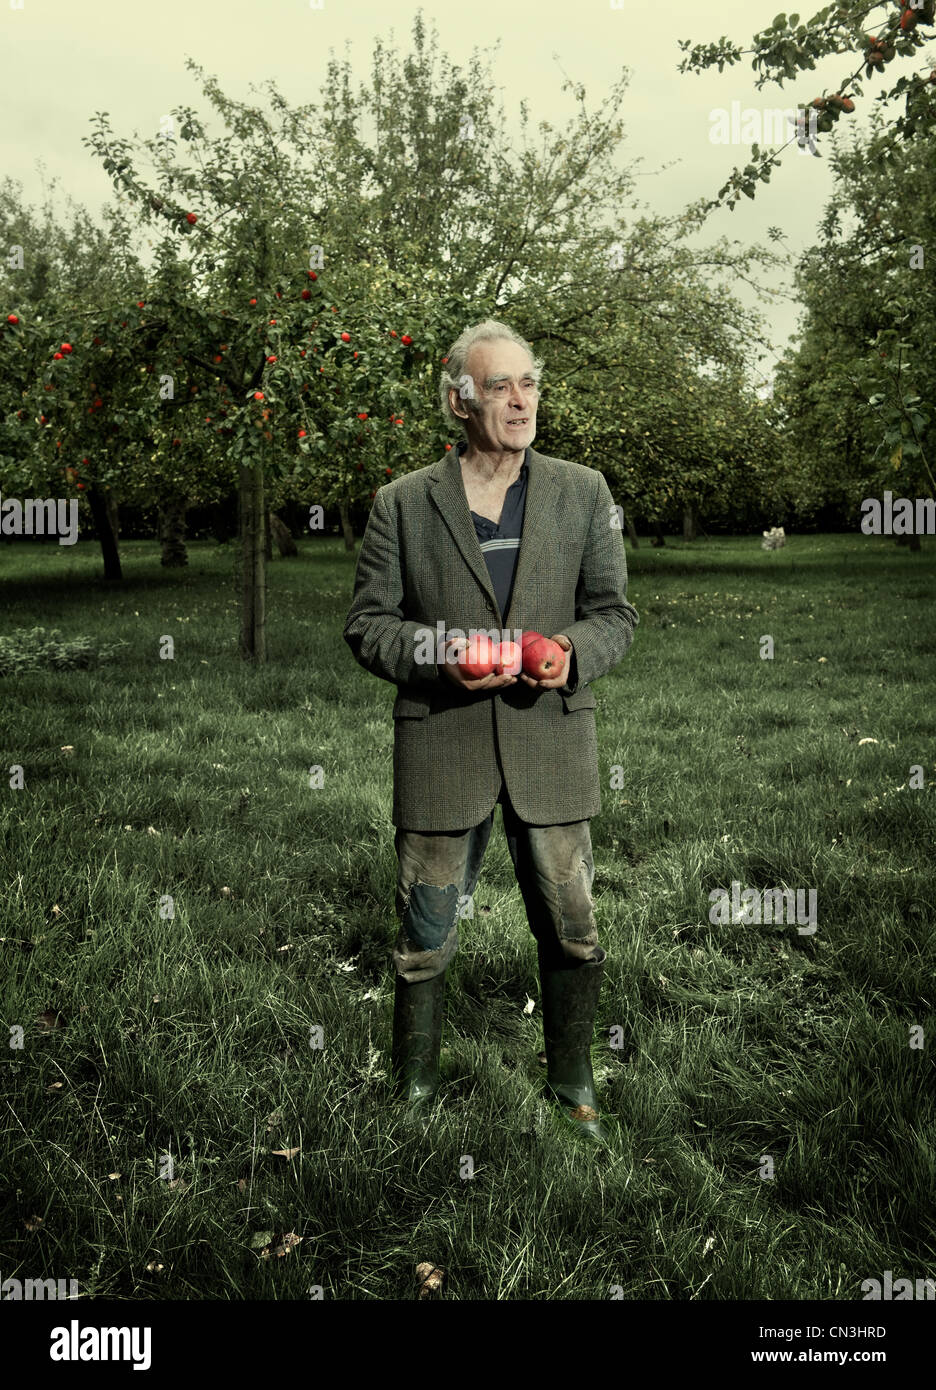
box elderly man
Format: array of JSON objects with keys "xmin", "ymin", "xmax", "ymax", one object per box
[{"xmin": 343, "ymin": 318, "xmax": 638, "ymax": 1146}]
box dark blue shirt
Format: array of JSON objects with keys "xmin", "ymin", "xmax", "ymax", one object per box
[
  {"xmin": 456, "ymin": 439, "xmax": 578, "ymax": 693},
  {"xmin": 457, "ymin": 438, "xmax": 529, "ymax": 623}
]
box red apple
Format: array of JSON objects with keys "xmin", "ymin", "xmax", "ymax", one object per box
[
  {"xmin": 301, "ymin": 289, "xmax": 311, "ymax": 300},
  {"xmin": 495, "ymin": 639, "xmax": 523, "ymax": 675},
  {"xmin": 186, "ymin": 212, "xmax": 198, "ymax": 224},
  {"xmin": 401, "ymin": 334, "xmax": 413, "ymax": 346},
  {"xmin": 520, "ymin": 630, "xmax": 545, "ymax": 650},
  {"xmin": 60, "ymin": 343, "xmax": 72, "ymax": 353},
  {"xmin": 341, "ymin": 331, "xmax": 351, "ymax": 342},
  {"xmin": 456, "ymin": 635, "xmax": 496, "ymax": 680},
  {"xmin": 7, "ymin": 313, "xmax": 19, "ymax": 325},
  {"xmin": 522, "ymin": 636, "xmax": 566, "ymax": 680}
]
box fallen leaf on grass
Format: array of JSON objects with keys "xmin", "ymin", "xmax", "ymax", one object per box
[
  {"xmin": 254, "ymin": 1231, "xmax": 303, "ymax": 1259},
  {"xmin": 35, "ymin": 1010, "xmax": 65, "ymax": 1032},
  {"xmin": 24, "ymin": 1215, "xmax": 44, "ymax": 1230},
  {"xmin": 416, "ymin": 1262, "xmax": 444, "ymax": 1298},
  {"xmin": 270, "ymin": 1147, "xmax": 301, "ymax": 1160}
]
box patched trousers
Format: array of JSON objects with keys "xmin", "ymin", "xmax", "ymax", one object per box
[{"xmin": 392, "ymin": 772, "xmax": 606, "ymax": 984}]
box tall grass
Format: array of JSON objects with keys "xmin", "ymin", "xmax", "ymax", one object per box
[{"xmin": 1, "ymin": 532, "xmax": 933, "ymax": 1299}]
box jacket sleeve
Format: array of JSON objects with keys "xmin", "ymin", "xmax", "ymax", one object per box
[
  {"xmin": 342, "ymin": 485, "xmax": 442, "ymax": 687},
  {"xmin": 560, "ymin": 469, "xmax": 639, "ymax": 689}
]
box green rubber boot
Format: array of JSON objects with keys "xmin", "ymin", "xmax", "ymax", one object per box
[
  {"xmin": 391, "ymin": 968, "xmax": 447, "ymax": 1128},
  {"xmin": 538, "ymin": 946, "xmax": 611, "ymax": 1148}
]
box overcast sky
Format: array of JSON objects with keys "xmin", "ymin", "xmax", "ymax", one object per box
[{"xmin": 4, "ymin": 0, "xmax": 891, "ymax": 388}]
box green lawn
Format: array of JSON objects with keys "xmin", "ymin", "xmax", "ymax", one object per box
[{"xmin": 1, "ymin": 531, "xmax": 934, "ymax": 1299}]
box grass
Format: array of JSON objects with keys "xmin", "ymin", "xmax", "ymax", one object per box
[{"xmin": 1, "ymin": 530, "xmax": 934, "ymax": 1300}]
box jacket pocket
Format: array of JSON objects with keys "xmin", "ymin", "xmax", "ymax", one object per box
[
  {"xmin": 392, "ymin": 692, "xmax": 431, "ymax": 719},
  {"xmin": 561, "ymin": 687, "xmax": 597, "ymax": 712}
]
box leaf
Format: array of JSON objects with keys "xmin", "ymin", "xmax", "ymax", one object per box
[
  {"xmin": 271, "ymin": 1146, "xmax": 301, "ymax": 1159},
  {"xmin": 35, "ymin": 1010, "xmax": 65, "ymax": 1032},
  {"xmin": 416, "ymin": 1262, "xmax": 445, "ymax": 1298}
]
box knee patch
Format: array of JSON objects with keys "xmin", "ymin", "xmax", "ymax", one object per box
[
  {"xmin": 403, "ymin": 879, "xmax": 461, "ymax": 952},
  {"xmin": 555, "ymin": 859, "xmax": 598, "ymax": 948}
]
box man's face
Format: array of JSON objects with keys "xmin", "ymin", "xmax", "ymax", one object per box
[{"xmin": 453, "ymin": 340, "xmax": 539, "ymax": 453}]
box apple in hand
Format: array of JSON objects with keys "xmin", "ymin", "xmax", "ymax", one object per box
[
  {"xmin": 494, "ymin": 639, "xmax": 523, "ymax": 675},
  {"xmin": 457, "ymin": 634, "xmax": 497, "ymax": 680},
  {"xmin": 522, "ymin": 636, "xmax": 566, "ymax": 680},
  {"xmin": 520, "ymin": 630, "xmax": 544, "ymax": 650}
]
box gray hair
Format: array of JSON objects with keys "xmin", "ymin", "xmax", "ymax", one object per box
[{"xmin": 439, "ymin": 318, "xmax": 544, "ymax": 434}]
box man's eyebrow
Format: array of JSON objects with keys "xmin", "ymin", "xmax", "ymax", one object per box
[{"xmin": 483, "ymin": 372, "xmax": 539, "ymax": 388}]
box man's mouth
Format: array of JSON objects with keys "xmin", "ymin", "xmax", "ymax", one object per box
[{"xmin": 506, "ymin": 418, "xmax": 528, "ymax": 427}]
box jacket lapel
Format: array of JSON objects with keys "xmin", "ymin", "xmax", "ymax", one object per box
[{"xmin": 427, "ymin": 445, "xmax": 559, "ymax": 627}]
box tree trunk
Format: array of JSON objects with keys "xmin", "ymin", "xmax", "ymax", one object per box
[
  {"xmin": 105, "ymin": 491, "xmax": 120, "ymax": 542},
  {"xmin": 270, "ymin": 512, "xmax": 298, "ymax": 557},
  {"xmin": 158, "ymin": 492, "xmax": 188, "ymax": 567},
  {"xmin": 264, "ymin": 506, "xmax": 273, "ymax": 561},
  {"xmin": 651, "ymin": 523, "xmax": 666, "ymax": 548},
  {"xmin": 87, "ymin": 482, "xmax": 122, "ymax": 580},
  {"xmin": 624, "ymin": 516, "xmax": 639, "ymax": 548},
  {"xmin": 237, "ymin": 462, "xmax": 266, "ymax": 662},
  {"xmin": 338, "ymin": 499, "xmax": 356, "ymax": 551},
  {"xmin": 683, "ymin": 504, "xmax": 697, "ymax": 541}
]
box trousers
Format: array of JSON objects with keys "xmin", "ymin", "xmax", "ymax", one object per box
[{"xmin": 392, "ymin": 765, "xmax": 605, "ymax": 983}]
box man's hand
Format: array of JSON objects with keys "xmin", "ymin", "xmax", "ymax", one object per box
[
  {"xmin": 439, "ymin": 636, "xmax": 518, "ymax": 692},
  {"xmin": 518, "ymin": 632, "xmax": 573, "ymax": 691}
]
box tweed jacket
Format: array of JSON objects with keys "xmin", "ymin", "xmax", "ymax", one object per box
[{"xmin": 342, "ymin": 444, "xmax": 639, "ymax": 831}]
